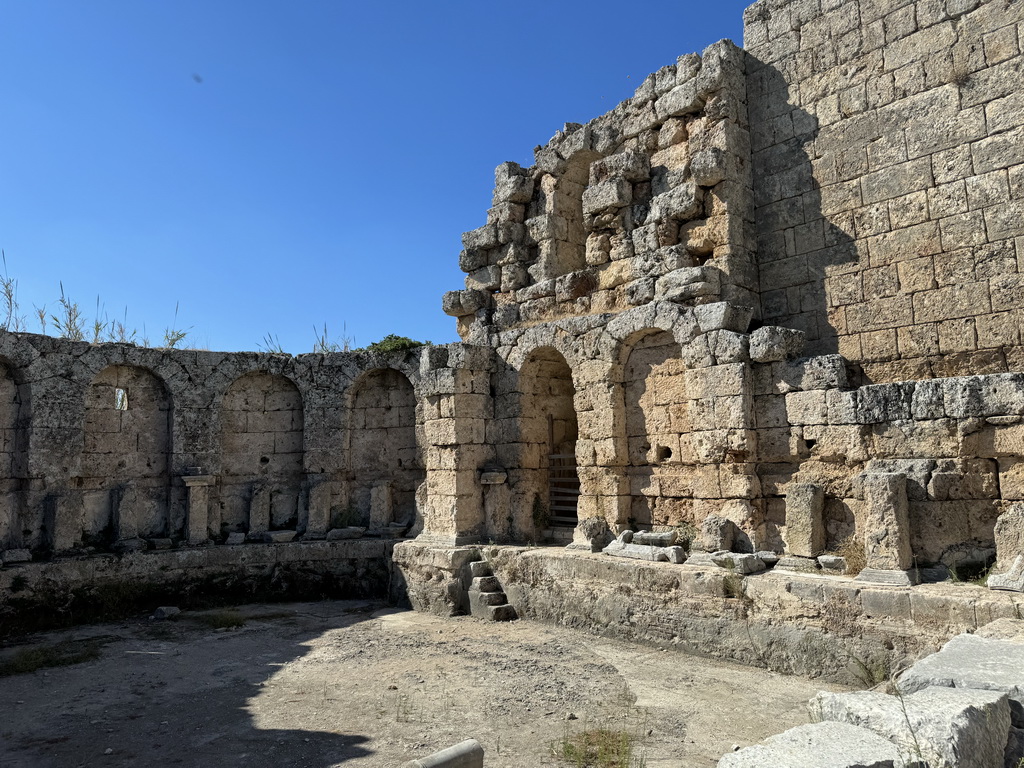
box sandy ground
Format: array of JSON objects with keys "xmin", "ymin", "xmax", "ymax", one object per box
[{"xmin": 0, "ymin": 600, "xmax": 847, "ymax": 767}]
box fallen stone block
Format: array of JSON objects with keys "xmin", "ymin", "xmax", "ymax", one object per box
[
  {"xmin": 147, "ymin": 538, "xmax": 173, "ymax": 550},
  {"xmin": 755, "ymin": 551, "xmax": 780, "ymax": 567},
  {"xmin": 151, "ymin": 606, "xmax": 181, "ymax": 621},
  {"xmin": 113, "ymin": 538, "xmax": 147, "ymax": 554},
  {"xmin": 632, "ymin": 530, "xmax": 678, "ymax": 547},
  {"xmin": 711, "ymin": 552, "xmax": 765, "ymax": 574},
  {"xmin": 1, "ymin": 548, "xmax": 31, "ymax": 565},
  {"xmin": 989, "ymin": 554, "xmax": 1024, "ymax": 593},
  {"xmin": 855, "ymin": 567, "xmax": 919, "ymax": 586},
  {"xmin": 225, "ymin": 532, "xmax": 246, "ymax": 545},
  {"xmin": 566, "ymin": 516, "xmax": 614, "ymax": 552},
  {"xmin": 683, "ymin": 551, "xmax": 718, "ymax": 568},
  {"xmin": 326, "ymin": 527, "xmax": 365, "ymax": 541},
  {"xmin": 774, "ymin": 555, "xmax": 820, "ymax": 574},
  {"xmin": 975, "ymin": 618, "xmax": 1024, "ymax": 642},
  {"xmin": 818, "ymin": 555, "xmax": 848, "ymax": 574},
  {"xmin": 810, "ymin": 686, "xmax": 1011, "ymax": 768},
  {"xmin": 716, "ymin": 721, "xmax": 902, "ymax": 767},
  {"xmin": 897, "ymin": 633, "xmax": 1024, "ymax": 727},
  {"xmin": 695, "ymin": 514, "xmax": 737, "ymax": 552},
  {"xmin": 262, "ymin": 531, "xmax": 296, "ymax": 544},
  {"xmin": 603, "ymin": 532, "xmax": 686, "ymax": 563},
  {"xmin": 404, "ymin": 738, "xmax": 484, "ymax": 768}
]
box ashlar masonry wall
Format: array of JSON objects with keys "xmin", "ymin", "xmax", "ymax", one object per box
[{"xmin": 746, "ymin": 0, "xmax": 1024, "ymax": 383}]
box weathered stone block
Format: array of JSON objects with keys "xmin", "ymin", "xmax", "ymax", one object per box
[
  {"xmin": 784, "ymin": 483, "xmax": 825, "ymax": 557},
  {"xmin": 749, "ymin": 326, "xmax": 805, "ymax": 362},
  {"xmin": 859, "ymin": 472, "xmax": 913, "ymax": 574},
  {"xmin": 810, "ymin": 687, "xmax": 1010, "ymax": 768},
  {"xmin": 717, "ymin": 722, "xmax": 902, "ymax": 768}
]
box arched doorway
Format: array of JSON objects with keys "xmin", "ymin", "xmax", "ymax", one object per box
[{"xmin": 520, "ymin": 348, "xmax": 579, "ymax": 532}]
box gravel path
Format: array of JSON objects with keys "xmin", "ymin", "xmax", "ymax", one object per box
[{"xmin": 0, "ymin": 600, "xmax": 845, "ymax": 767}]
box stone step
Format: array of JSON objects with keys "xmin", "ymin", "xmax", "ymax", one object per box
[
  {"xmin": 471, "ymin": 575, "xmax": 501, "ymax": 593},
  {"xmin": 469, "ymin": 560, "xmax": 492, "ymax": 578},
  {"xmin": 473, "ymin": 590, "xmax": 507, "ymax": 607},
  {"xmin": 489, "ymin": 604, "xmax": 517, "ymax": 622}
]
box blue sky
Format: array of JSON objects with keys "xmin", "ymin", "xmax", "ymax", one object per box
[{"xmin": 1, "ymin": 1, "xmax": 748, "ymax": 353}]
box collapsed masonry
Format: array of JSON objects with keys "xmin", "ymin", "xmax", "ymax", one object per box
[{"xmin": 2, "ymin": 0, "xmax": 1024, "ymax": 674}]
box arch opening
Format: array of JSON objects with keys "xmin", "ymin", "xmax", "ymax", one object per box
[
  {"xmin": 622, "ymin": 330, "xmax": 690, "ymax": 530},
  {"xmin": 80, "ymin": 365, "xmax": 171, "ymax": 548},
  {"xmin": 347, "ymin": 368, "xmax": 421, "ymax": 529},
  {"xmin": 521, "ymin": 348, "xmax": 579, "ymax": 530},
  {"xmin": 219, "ymin": 372, "xmax": 303, "ymax": 537}
]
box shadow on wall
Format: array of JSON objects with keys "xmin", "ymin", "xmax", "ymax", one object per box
[
  {"xmin": 747, "ymin": 55, "xmax": 859, "ymax": 364},
  {"xmin": 0, "ymin": 606, "xmax": 380, "ymax": 767}
]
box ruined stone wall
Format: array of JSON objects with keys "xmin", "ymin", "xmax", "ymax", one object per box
[
  {"xmin": 746, "ymin": 0, "xmax": 1024, "ymax": 382},
  {"xmin": 0, "ymin": 330, "xmax": 428, "ymax": 558},
  {"xmin": 428, "ymin": 0, "xmax": 1024, "ymax": 589}
]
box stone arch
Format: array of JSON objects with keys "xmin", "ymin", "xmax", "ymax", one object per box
[
  {"xmin": 603, "ymin": 301, "xmax": 700, "ymax": 356},
  {"xmin": 80, "ymin": 365, "xmax": 172, "ymax": 547},
  {"xmin": 517, "ymin": 347, "xmax": 580, "ymax": 534},
  {"xmin": 506, "ymin": 325, "xmax": 583, "ymax": 372},
  {"xmin": 0, "ymin": 360, "xmax": 26, "ymax": 550},
  {"xmin": 345, "ymin": 367, "xmax": 421, "ymax": 529},
  {"xmin": 618, "ymin": 329, "xmax": 692, "ymax": 530},
  {"xmin": 219, "ymin": 372, "xmax": 303, "ymax": 537}
]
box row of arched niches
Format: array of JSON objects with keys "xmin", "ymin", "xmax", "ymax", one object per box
[{"xmin": 0, "ymin": 340, "xmax": 424, "ymax": 555}]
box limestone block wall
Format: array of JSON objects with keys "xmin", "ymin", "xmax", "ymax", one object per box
[
  {"xmin": 756, "ymin": 366, "xmax": 1024, "ymax": 571},
  {"xmin": 745, "ymin": 0, "xmax": 1024, "ymax": 382},
  {"xmin": 444, "ymin": 39, "xmax": 757, "ymax": 345},
  {"xmin": 0, "ymin": 330, "xmax": 429, "ymax": 557}
]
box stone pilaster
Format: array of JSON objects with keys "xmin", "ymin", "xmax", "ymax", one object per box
[{"xmin": 418, "ymin": 344, "xmax": 494, "ymax": 545}]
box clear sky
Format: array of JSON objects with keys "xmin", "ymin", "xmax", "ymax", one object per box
[{"xmin": 1, "ymin": 1, "xmax": 749, "ymax": 353}]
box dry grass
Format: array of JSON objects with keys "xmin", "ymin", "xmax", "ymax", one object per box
[
  {"xmin": 835, "ymin": 535, "xmax": 866, "ymax": 576},
  {"xmin": 0, "ymin": 640, "xmax": 103, "ymax": 677}
]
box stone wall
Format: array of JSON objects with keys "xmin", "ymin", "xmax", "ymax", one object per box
[
  {"xmin": 0, "ymin": 331, "xmax": 428, "ymax": 556},
  {"xmin": 746, "ymin": 0, "xmax": 1024, "ymax": 382}
]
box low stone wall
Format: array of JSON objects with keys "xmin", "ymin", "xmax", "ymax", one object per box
[
  {"xmin": 394, "ymin": 541, "xmax": 1024, "ymax": 686},
  {"xmin": 0, "ymin": 538, "xmax": 398, "ymax": 635}
]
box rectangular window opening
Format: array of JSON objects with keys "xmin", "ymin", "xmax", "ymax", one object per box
[{"xmin": 114, "ymin": 388, "xmax": 129, "ymax": 411}]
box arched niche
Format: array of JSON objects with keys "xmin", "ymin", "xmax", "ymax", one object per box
[
  {"xmin": 621, "ymin": 329, "xmax": 690, "ymax": 529},
  {"xmin": 346, "ymin": 368, "xmax": 421, "ymax": 528},
  {"xmin": 219, "ymin": 372, "xmax": 303, "ymax": 536},
  {"xmin": 519, "ymin": 347, "xmax": 579, "ymax": 532},
  {"xmin": 80, "ymin": 365, "xmax": 172, "ymax": 547},
  {"xmin": 0, "ymin": 361, "xmax": 26, "ymax": 549}
]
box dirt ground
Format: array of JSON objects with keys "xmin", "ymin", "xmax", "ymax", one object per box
[{"xmin": 0, "ymin": 600, "xmax": 847, "ymax": 767}]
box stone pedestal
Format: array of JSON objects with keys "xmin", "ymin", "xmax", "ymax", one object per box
[
  {"xmin": 113, "ymin": 483, "xmax": 140, "ymax": 542},
  {"xmin": 305, "ymin": 480, "xmax": 336, "ymax": 540},
  {"xmin": 183, "ymin": 475, "xmax": 215, "ymax": 546},
  {"xmin": 785, "ymin": 483, "xmax": 824, "ymax": 557},
  {"xmin": 990, "ymin": 504, "xmax": 1024, "ymax": 592},
  {"xmin": 856, "ymin": 472, "xmax": 917, "ymax": 585},
  {"xmin": 369, "ymin": 482, "xmax": 393, "ymax": 530},
  {"xmin": 247, "ymin": 483, "xmax": 271, "ymax": 542}
]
